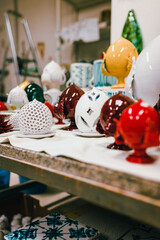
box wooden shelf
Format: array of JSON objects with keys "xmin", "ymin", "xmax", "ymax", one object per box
[{"xmin": 64, "ymin": 0, "xmax": 109, "ymax": 11}]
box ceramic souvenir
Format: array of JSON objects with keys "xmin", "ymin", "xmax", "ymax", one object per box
[
  {"xmin": 5, "ymin": 211, "xmax": 99, "ymax": 240},
  {"xmin": 96, "ymin": 92, "xmax": 134, "ymax": 150},
  {"xmin": 75, "ymin": 88, "xmax": 108, "ymax": 132},
  {"xmin": 0, "ymin": 102, "xmax": 8, "ymax": 111},
  {"xmin": 19, "ymin": 99, "xmax": 53, "ymax": 135},
  {"xmin": 24, "ymin": 82, "xmax": 45, "ymax": 103},
  {"xmin": 115, "ymin": 99, "xmax": 160, "ymax": 163},
  {"xmin": 53, "ymin": 83, "xmax": 84, "ymax": 129},
  {"xmin": 101, "ymin": 37, "xmax": 138, "ymax": 89},
  {"xmin": 41, "ymin": 60, "xmax": 66, "ymax": 88},
  {"xmin": 9, "ymin": 112, "xmax": 20, "ymax": 129},
  {"xmin": 0, "ymin": 101, "xmax": 8, "ymax": 121},
  {"xmin": 122, "ymin": 9, "xmax": 143, "ymax": 54},
  {"xmin": 7, "ymin": 86, "xmax": 29, "ymax": 110},
  {"xmin": 132, "ymin": 35, "xmax": 160, "ymax": 106},
  {"xmin": 66, "ymin": 63, "xmax": 93, "ymax": 88},
  {"xmin": 19, "ymin": 81, "xmax": 30, "ymax": 90},
  {"xmin": 89, "ymin": 59, "xmax": 117, "ymax": 87},
  {"xmin": 44, "ymin": 88, "xmax": 61, "ymax": 106}
]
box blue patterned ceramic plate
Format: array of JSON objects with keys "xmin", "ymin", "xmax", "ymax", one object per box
[{"xmin": 5, "ymin": 211, "xmax": 99, "ymax": 240}]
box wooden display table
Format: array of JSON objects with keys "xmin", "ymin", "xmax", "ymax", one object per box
[{"xmin": 0, "ymin": 143, "xmax": 160, "ymax": 229}]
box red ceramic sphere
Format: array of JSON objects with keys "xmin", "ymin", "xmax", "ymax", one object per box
[
  {"xmin": 99, "ymin": 92, "xmax": 134, "ymax": 136},
  {"xmin": 0, "ymin": 101, "xmax": 8, "ymax": 111},
  {"xmin": 115, "ymin": 99, "xmax": 160, "ymax": 163},
  {"xmin": 0, "ymin": 101, "xmax": 8, "ymax": 122}
]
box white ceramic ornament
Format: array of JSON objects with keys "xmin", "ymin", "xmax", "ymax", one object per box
[
  {"xmin": 41, "ymin": 60, "xmax": 66, "ymax": 88},
  {"xmin": 75, "ymin": 88, "xmax": 108, "ymax": 132},
  {"xmin": 7, "ymin": 86, "xmax": 29, "ymax": 110},
  {"xmin": 9, "ymin": 112, "xmax": 20, "ymax": 129},
  {"xmin": 126, "ymin": 35, "xmax": 160, "ymax": 106},
  {"xmin": 19, "ymin": 99, "xmax": 53, "ymax": 135}
]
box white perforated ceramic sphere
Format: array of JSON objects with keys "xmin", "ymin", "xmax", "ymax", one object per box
[
  {"xmin": 9, "ymin": 112, "xmax": 20, "ymax": 129},
  {"xmin": 75, "ymin": 88, "xmax": 108, "ymax": 132},
  {"xmin": 19, "ymin": 99, "xmax": 53, "ymax": 134}
]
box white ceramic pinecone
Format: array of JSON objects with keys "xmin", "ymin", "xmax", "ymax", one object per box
[{"xmin": 19, "ymin": 99, "xmax": 52, "ymax": 134}]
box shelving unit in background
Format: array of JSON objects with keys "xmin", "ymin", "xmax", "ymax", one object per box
[{"xmin": 58, "ymin": 0, "xmax": 111, "ymax": 63}]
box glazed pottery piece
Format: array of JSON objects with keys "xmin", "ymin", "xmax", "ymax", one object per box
[
  {"xmin": 122, "ymin": 9, "xmax": 143, "ymax": 54},
  {"xmin": 19, "ymin": 80, "xmax": 30, "ymax": 90},
  {"xmin": 19, "ymin": 99, "xmax": 52, "ymax": 135},
  {"xmin": 132, "ymin": 35, "xmax": 160, "ymax": 106},
  {"xmin": 115, "ymin": 99, "xmax": 160, "ymax": 163},
  {"xmin": 101, "ymin": 37, "xmax": 138, "ymax": 89},
  {"xmin": 89, "ymin": 59, "xmax": 117, "ymax": 87},
  {"xmin": 97, "ymin": 92, "xmax": 134, "ymax": 150},
  {"xmin": 41, "ymin": 60, "xmax": 66, "ymax": 88},
  {"xmin": 7, "ymin": 86, "xmax": 29, "ymax": 110},
  {"xmin": 75, "ymin": 88, "xmax": 108, "ymax": 132},
  {"xmin": 5, "ymin": 211, "xmax": 99, "ymax": 240},
  {"xmin": 24, "ymin": 82, "xmax": 45, "ymax": 103},
  {"xmin": 53, "ymin": 83, "xmax": 84, "ymax": 129},
  {"xmin": 66, "ymin": 63, "xmax": 93, "ymax": 88}
]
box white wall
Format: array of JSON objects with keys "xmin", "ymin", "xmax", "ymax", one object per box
[
  {"xmin": 0, "ymin": 0, "xmax": 109, "ymax": 94},
  {"xmin": 111, "ymin": 0, "xmax": 160, "ymax": 47}
]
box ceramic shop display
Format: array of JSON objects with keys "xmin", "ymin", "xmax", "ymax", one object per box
[
  {"xmin": 75, "ymin": 88, "xmax": 108, "ymax": 133},
  {"xmin": 19, "ymin": 99, "xmax": 53, "ymax": 135},
  {"xmin": 9, "ymin": 112, "xmax": 20, "ymax": 129},
  {"xmin": 53, "ymin": 83, "xmax": 84, "ymax": 129},
  {"xmin": 66, "ymin": 63, "xmax": 93, "ymax": 89},
  {"xmin": 122, "ymin": 9, "xmax": 143, "ymax": 54},
  {"xmin": 44, "ymin": 88, "xmax": 61, "ymax": 106},
  {"xmin": 7, "ymin": 86, "xmax": 29, "ymax": 110},
  {"xmin": 101, "ymin": 37, "xmax": 138, "ymax": 89},
  {"xmin": 41, "ymin": 60, "xmax": 66, "ymax": 88},
  {"xmin": 96, "ymin": 92, "xmax": 134, "ymax": 150},
  {"xmin": 5, "ymin": 211, "xmax": 99, "ymax": 240},
  {"xmin": 132, "ymin": 35, "xmax": 160, "ymax": 106},
  {"xmin": 89, "ymin": 59, "xmax": 117, "ymax": 87},
  {"xmin": 0, "ymin": 101, "xmax": 8, "ymax": 122},
  {"xmin": 24, "ymin": 82, "xmax": 45, "ymax": 103},
  {"xmin": 115, "ymin": 100, "xmax": 159, "ymax": 163}
]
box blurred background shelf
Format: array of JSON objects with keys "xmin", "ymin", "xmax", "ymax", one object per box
[{"xmin": 64, "ymin": 0, "xmax": 109, "ymax": 11}]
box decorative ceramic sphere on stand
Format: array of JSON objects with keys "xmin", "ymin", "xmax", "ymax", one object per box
[
  {"xmin": 41, "ymin": 60, "xmax": 66, "ymax": 88},
  {"xmin": 24, "ymin": 82, "xmax": 45, "ymax": 103},
  {"xmin": 96, "ymin": 92, "xmax": 134, "ymax": 150},
  {"xmin": 101, "ymin": 37, "xmax": 138, "ymax": 89},
  {"xmin": 75, "ymin": 88, "xmax": 108, "ymax": 132},
  {"xmin": 19, "ymin": 99, "xmax": 53, "ymax": 135},
  {"xmin": 115, "ymin": 99, "xmax": 160, "ymax": 163},
  {"xmin": 7, "ymin": 86, "xmax": 29, "ymax": 110},
  {"xmin": 53, "ymin": 83, "xmax": 84, "ymax": 129},
  {"xmin": 125, "ymin": 35, "xmax": 160, "ymax": 107},
  {"xmin": 9, "ymin": 112, "xmax": 20, "ymax": 129}
]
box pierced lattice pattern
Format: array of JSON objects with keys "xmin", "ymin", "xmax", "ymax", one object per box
[
  {"xmin": 9, "ymin": 113, "xmax": 20, "ymax": 129},
  {"xmin": 19, "ymin": 99, "xmax": 52, "ymax": 134}
]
